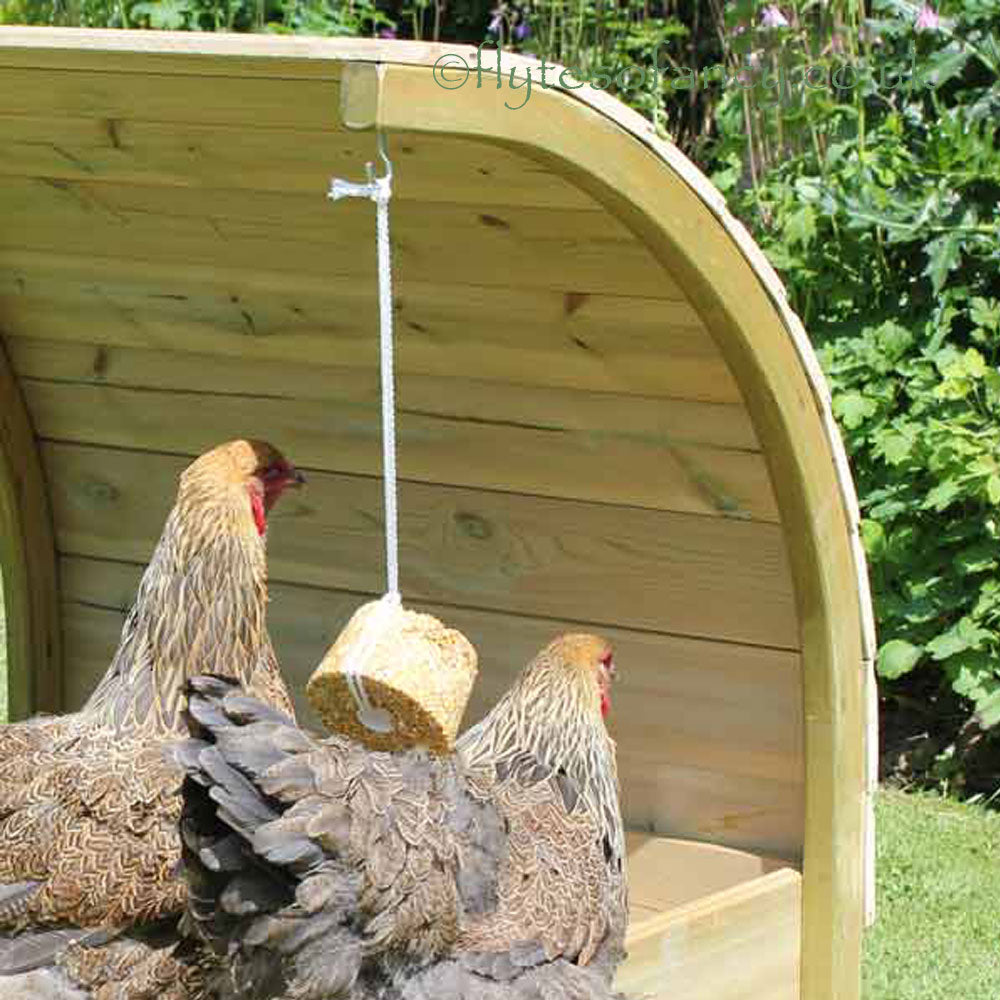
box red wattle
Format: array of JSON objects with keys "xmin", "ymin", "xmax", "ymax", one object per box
[{"xmin": 251, "ymin": 491, "xmax": 267, "ymax": 536}]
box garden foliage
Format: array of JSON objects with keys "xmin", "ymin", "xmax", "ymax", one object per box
[{"xmin": 710, "ymin": 0, "xmax": 1000, "ymax": 738}]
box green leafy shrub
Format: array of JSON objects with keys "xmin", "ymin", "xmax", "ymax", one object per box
[
  {"xmin": 710, "ymin": 0, "xmax": 1000, "ymax": 753},
  {"xmin": 0, "ymin": 0, "xmax": 393, "ymax": 35}
]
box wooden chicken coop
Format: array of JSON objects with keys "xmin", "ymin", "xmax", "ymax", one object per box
[{"xmin": 0, "ymin": 27, "xmax": 877, "ymax": 1000}]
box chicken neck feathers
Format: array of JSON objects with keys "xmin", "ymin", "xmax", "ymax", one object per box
[{"xmin": 0, "ymin": 448, "xmax": 295, "ymax": 998}]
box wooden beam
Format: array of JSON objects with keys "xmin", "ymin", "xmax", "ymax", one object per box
[
  {"xmin": 8, "ymin": 339, "xmax": 758, "ymax": 451},
  {"xmin": 0, "ymin": 65, "xmax": 341, "ymax": 128},
  {"xmin": 0, "ymin": 253, "xmax": 732, "ymax": 402},
  {"xmin": 0, "ymin": 337, "xmax": 60, "ymax": 716},
  {"xmin": 620, "ymin": 867, "xmax": 802, "ymax": 999},
  {"xmin": 0, "ymin": 176, "xmax": 672, "ymax": 298},
  {"xmin": 0, "ymin": 26, "xmax": 463, "ymax": 74},
  {"xmin": 0, "ymin": 116, "xmax": 600, "ymax": 210}
]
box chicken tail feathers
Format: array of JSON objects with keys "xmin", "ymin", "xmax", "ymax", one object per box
[
  {"xmin": 0, "ymin": 927, "xmax": 116, "ymax": 975},
  {"xmin": 178, "ymin": 676, "xmax": 368, "ymax": 998}
]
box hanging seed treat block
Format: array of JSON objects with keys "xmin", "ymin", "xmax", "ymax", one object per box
[{"xmin": 306, "ymin": 598, "xmax": 478, "ymax": 754}]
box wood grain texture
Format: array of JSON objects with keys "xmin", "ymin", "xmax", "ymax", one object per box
[
  {"xmin": 0, "ymin": 26, "xmax": 487, "ymax": 73},
  {"xmin": 43, "ymin": 442, "xmax": 797, "ymax": 649},
  {"xmin": 9, "ymin": 339, "xmax": 757, "ymax": 451},
  {"xmin": 59, "ymin": 554, "xmax": 804, "ymax": 856},
  {"xmin": 624, "ymin": 833, "xmax": 790, "ymax": 914},
  {"xmin": 0, "ymin": 338, "xmax": 61, "ymax": 716},
  {"xmin": 0, "ymin": 175, "xmax": 675, "ymax": 297},
  {"xmin": 619, "ymin": 867, "xmax": 802, "ymax": 1000},
  {"xmin": 19, "ymin": 375, "xmax": 776, "ymax": 521},
  {"xmin": 0, "ymin": 65, "xmax": 342, "ymax": 126},
  {"xmin": 0, "ymin": 116, "xmax": 600, "ymax": 208},
  {"xmin": 0, "ymin": 252, "xmax": 733, "ymax": 400}
]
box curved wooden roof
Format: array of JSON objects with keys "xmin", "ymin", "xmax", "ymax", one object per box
[{"xmin": 0, "ymin": 28, "xmax": 874, "ymax": 999}]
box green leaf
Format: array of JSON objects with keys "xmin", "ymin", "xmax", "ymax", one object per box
[
  {"xmin": 947, "ymin": 652, "xmax": 997, "ymax": 701},
  {"xmin": 955, "ymin": 542, "xmax": 998, "ymax": 575},
  {"xmin": 878, "ymin": 429, "xmax": 915, "ymax": 465},
  {"xmin": 924, "ymin": 234, "xmax": 963, "ymax": 294},
  {"xmin": 860, "ymin": 519, "xmax": 886, "ymax": 559},
  {"xmin": 833, "ymin": 391, "xmax": 878, "ymax": 429},
  {"xmin": 878, "ymin": 639, "xmax": 923, "ymax": 680},
  {"xmin": 975, "ymin": 687, "xmax": 1000, "ymax": 729},
  {"xmin": 876, "ymin": 321, "xmax": 914, "ymax": 361},
  {"xmin": 924, "ymin": 478, "xmax": 963, "ymax": 511},
  {"xmin": 793, "ymin": 178, "xmax": 822, "ymax": 203},
  {"xmin": 885, "ymin": 524, "xmax": 920, "ymax": 565},
  {"xmin": 987, "ymin": 474, "xmax": 1000, "ymax": 505},
  {"xmin": 785, "ymin": 205, "xmax": 817, "ymax": 248},
  {"xmin": 922, "ymin": 42, "xmax": 972, "ymax": 88},
  {"xmin": 969, "ymin": 297, "xmax": 1000, "ymax": 333},
  {"xmin": 926, "ymin": 618, "xmax": 992, "ymax": 661},
  {"xmin": 131, "ymin": 0, "xmax": 192, "ymax": 28},
  {"xmin": 940, "ymin": 348, "xmax": 989, "ymax": 381}
]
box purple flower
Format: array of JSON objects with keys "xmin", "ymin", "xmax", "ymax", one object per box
[
  {"xmin": 914, "ymin": 4, "xmax": 940, "ymax": 31},
  {"xmin": 513, "ymin": 20, "xmax": 530, "ymax": 41},
  {"xmin": 378, "ymin": 26, "xmax": 397, "ymax": 39},
  {"xmin": 487, "ymin": 8, "xmax": 503, "ymax": 34},
  {"xmin": 760, "ymin": 5, "xmax": 789, "ymax": 29}
]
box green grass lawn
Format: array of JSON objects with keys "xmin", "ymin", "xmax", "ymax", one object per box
[{"xmin": 863, "ymin": 788, "xmax": 1000, "ymax": 999}]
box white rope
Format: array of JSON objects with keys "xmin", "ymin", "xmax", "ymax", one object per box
[
  {"xmin": 374, "ymin": 168, "xmax": 400, "ymax": 599},
  {"xmin": 329, "ymin": 132, "xmax": 400, "ymax": 733},
  {"xmin": 340, "ymin": 592, "xmax": 400, "ymax": 734}
]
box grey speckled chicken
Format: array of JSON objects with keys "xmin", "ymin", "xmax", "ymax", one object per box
[
  {"xmin": 178, "ymin": 633, "xmax": 628, "ymax": 1000},
  {"xmin": 0, "ymin": 439, "xmax": 303, "ymax": 1000}
]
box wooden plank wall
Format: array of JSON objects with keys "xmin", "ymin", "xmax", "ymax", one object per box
[
  {"xmin": 0, "ymin": 55, "xmax": 804, "ymax": 859},
  {"xmin": 619, "ymin": 867, "xmax": 802, "ymax": 999}
]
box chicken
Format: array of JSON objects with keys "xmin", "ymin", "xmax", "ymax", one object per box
[
  {"xmin": 0, "ymin": 439, "xmax": 304, "ymax": 1000},
  {"xmin": 178, "ymin": 633, "xmax": 627, "ymax": 1000}
]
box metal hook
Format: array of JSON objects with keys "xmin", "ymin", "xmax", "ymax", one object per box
[
  {"xmin": 375, "ymin": 130, "xmax": 393, "ymax": 185},
  {"xmin": 329, "ymin": 131, "xmax": 393, "ymax": 203}
]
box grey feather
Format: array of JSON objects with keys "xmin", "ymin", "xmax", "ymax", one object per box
[
  {"xmin": 0, "ymin": 928, "xmax": 115, "ymax": 975},
  {"xmin": 212, "ymin": 727, "xmax": 287, "ymax": 782},
  {"xmin": 250, "ymin": 825, "xmax": 325, "ymax": 874},
  {"xmin": 0, "ymin": 968, "xmax": 90, "ymax": 1000},
  {"xmin": 201, "ymin": 746, "xmax": 278, "ymax": 832},
  {"xmin": 197, "ymin": 833, "xmax": 247, "ymax": 873},
  {"xmin": 220, "ymin": 694, "xmax": 295, "ymax": 728},
  {"xmin": 258, "ymin": 757, "xmax": 320, "ymax": 801},
  {"xmin": 219, "ymin": 873, "xmax": 288, "ymax": 917}
]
